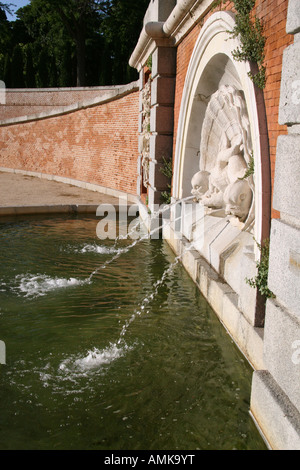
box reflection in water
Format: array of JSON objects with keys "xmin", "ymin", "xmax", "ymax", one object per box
[{"xmin": 0, "ymin": 215, "xmax": 267, "ymax": 450}]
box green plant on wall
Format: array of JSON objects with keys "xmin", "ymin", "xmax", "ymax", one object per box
[
  {"xmin": 246, "ymin": 238, "xmax": 275, "ymax": 302},
  {"xmin": 159, "ymin": 157, "xmax": 173, "ymax": 204},
  {"xmin": 240, "ymin": 152, "xmax": 254, "ymax": 179},
  {"xmin": 212, "ymin": 0, "xmax": 266, "ymax": 88},
  {"xmin": 146, "ymin": 54, "xmax": 152, "ymax": 73}
]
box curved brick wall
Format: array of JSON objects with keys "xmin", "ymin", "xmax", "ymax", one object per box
[
  {"xmin": 0, "ymin": 87, "xmax": 125, "ymax": 121},
  {"xmin": 0, "ymin": 83, "xmax": 139, "ymax": 196}
]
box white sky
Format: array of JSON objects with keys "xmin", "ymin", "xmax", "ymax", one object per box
[{"xmin": 6, "ymin": 0, "xmax": 31, "ymax": 21}]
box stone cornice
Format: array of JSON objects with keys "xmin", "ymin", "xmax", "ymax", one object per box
[{"xmin": 129, "ymin": 0, "xmax": 216, "ymax": 71}]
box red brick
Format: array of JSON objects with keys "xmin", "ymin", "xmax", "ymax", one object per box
[{"xmin": 0, "ymin": 91, "xmax": 139, "ymax": 196}]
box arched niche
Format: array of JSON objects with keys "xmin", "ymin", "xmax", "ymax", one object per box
[{"xmin": 173, "ymin": 11, "xmax": 270, "ymax": 246}]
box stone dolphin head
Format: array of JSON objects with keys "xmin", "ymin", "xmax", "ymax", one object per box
[
  {"xmin": 191, "ymin": 170, "xmax": 210, "ymax": 201},
  {"xmin": 223, "ymin": 179, "xmax": 252, "ymax": 222}
]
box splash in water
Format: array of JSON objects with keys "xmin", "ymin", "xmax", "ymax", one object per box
[
  {"xmin": 14, "ymin": 273, "xmax": 91, "ymax": 298},
  {"xmin": 61, "ymin": 246, "xmax": 193, "ymax": 373}
]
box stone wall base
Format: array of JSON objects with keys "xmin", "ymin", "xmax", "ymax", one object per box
[{"xmin": 251, "ymin": 370, "xmax": 300, "ymax": 450}]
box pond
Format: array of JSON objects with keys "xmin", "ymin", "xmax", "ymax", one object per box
[{"xmin": 0, "ymin": 214, "xmax": 267, "ymax": 450}]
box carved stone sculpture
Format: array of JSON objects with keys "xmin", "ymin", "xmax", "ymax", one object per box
[
  {"xmin": 141, "ymin": 80, "xmax": 151, "ymax": 187},
  {"xmin": 191, "ymin": 85, "xmax": 254, "ymax": 226},
  {"xmin": 191, "ymin": 170, "xmax": 210, "ymax": 201}
]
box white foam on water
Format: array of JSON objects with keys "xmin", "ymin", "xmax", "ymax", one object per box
[
  {"xmin": 15, "ymin": 273, "xmax": 91, "ymax": 298},
  {"xmin": 78, "ymin": 244, "xmax": 125, "ymax": 255},
  {"xmin": 75, "ymin": 343, "xmax": 128, "ymax": 369},
  {"xmin": 59, "ymin": 341, "xmax": 131, "ymax": 374},
  {"xmin": 0, "ymin": 281, "xmax": 6, "ymax": 292}
]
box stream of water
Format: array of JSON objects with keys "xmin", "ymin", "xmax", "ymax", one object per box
[{"xmin": 0, "ymin": 214, "xmax": 267, "ymax": 450}]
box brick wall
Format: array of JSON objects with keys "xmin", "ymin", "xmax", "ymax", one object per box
[
  {"xmin": 0, "ymin": 89, "xmax": 139, "ymax": 196},
  {"xmin": 173, "ymin": 0, "xmax": 293, "ymax": 219},
  {"xmin": 0, "ymin": 87, "xmax": 122, "ymax": 120}
]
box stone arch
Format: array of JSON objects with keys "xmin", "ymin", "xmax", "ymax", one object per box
[{"xmin": 173, "ymin": 11, "xmax": 270, "ymax": 245}]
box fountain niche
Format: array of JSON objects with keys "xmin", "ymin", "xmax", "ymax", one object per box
[{"xmin": 167, "ymin": 12, "xmax": 271, "ymax": 371}]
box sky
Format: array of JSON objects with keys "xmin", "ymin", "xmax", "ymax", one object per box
[{"xmin": 6, "ymin": 0, "xmax": 31, "ymax": 21}]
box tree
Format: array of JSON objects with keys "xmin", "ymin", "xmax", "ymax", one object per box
[
  {"xmin": 24, "ymin": 44, "xmax": 36, "ymax": 87},
  {"xmin": 102, "ymin": 0, "xmax": 150, "ymax": 84},
  {"xmin": 23, "ymin": 0, "xmax": 108, "ymax": 86},
  {"xmin": 0, "ymin": 2, "xmax": 14, "ymax": 16},
  {"xmin": 11, "ymin": 44, "xmax": 25, "ymax": 87},
  {"xmin": 0, "ymin": 0, "xmax": 150, "ymax": 87}
]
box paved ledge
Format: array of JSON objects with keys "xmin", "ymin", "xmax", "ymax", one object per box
[
  {"xmin": 0, "ymin": 204, "xmax": 135, "ymax": 217},
  {"xmin": 0, "ymin": 205, "xmax": 99, "ymax": 217},
  {"xmin": 0, "ymin": 170, "xmax": 138, "ymax": 215}
]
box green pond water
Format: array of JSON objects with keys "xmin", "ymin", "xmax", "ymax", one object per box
[{"xmin": 0, "ymin": 215, "xmax": 267, "ymax": 450}]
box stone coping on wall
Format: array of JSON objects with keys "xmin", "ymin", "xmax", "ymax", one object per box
[{"xmin": 0, "ymin": 81, "xmax": 139, "ymax": 126}]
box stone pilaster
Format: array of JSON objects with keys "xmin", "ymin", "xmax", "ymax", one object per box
[
  {"xmin": 148, "ymin": 46, "xmax": 176, "ymax": 207},
  {"xmin": 250, "ymin": 0, "xmax": 300, "ymax": 449}
]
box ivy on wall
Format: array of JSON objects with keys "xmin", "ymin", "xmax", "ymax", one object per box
[
  {"xmin": 246, "ymin": 238, "xmax": 275, "ymax": 302},
  {"xmin": 159, "ymin": 157, "xmax": 173, "ymax": 204},
  {"xmin": 213, "ymin": 0, "xmax": 266, "ymax": 88}
]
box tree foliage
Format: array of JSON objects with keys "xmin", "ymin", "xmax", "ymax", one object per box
[{"xmin": 0, "ymin": 0, "xmax": 149, "ymax": 87}]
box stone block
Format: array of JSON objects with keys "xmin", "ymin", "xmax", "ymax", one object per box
[
  {"xmin": 250, "ymin": 370, "xmax": 300, "ymax": 450},
  {"xmin": 195, "ymin": 255, "xmax": 219, "ymax": 299},
  {"xmin": 150, "ymin": 104, "xmax": 174, "ymax": 134},
  {"xmin": 136, "ymin": 175, "xmax": 141, "ymax": 197},
  {"xmin": 137, "ymin": 154, "xmax": 142, "ymax": 176},
  {"xmin": 149, "ymin": 134, "xmax": 173, "ymax": 161},
  {"xmin": 151, "ymin": 76, "xmax": 176, "ymax": 106},
  {"xmin": 264, "ymin": 298, "xmax": 300, "ymax": 411},
  {"xmin": 286, "ymin": 0, "xmax": 300, "ymax": 34},
  {"xmin": 207, "ymin": 277, "xmax": 233, "ymax": 319},
  {"xmin": 148, "ymin": 159, "xmax": 169, "ymax": 191},
  {"xmin": 181, "ymin": 246, "xmax": 201, "ymax": 283},
  {"xmin": 278, "ymin": 42, "xmax": 300, "ymax": 125},
  {"xmin": 222, "ymin": 293, "xmax": 265, "ymax": 370},
  {"xmin": 268, "ymin": 219, "xmax": 300, "ymax": 318},
  {"xmin": 151, "ymin": 47, "xmax": 176, "ymax": 79},
  {"xmin": 273, "ymin": 135, "xmax": 300, "ymax": 219},
  {"xmin": 236, "ymin": 250, "xmax": 264, "ymax": 327},
  {"xmin": 138, "ymin": 112, "xmax": 143, "ymax": 133},
  {"xmin": 139, "ymin": 69, "xmax": 144, "ymax": 91},
  {"xmin": 138, "ymin": 135, "xmax": 144, "ymax": 154}
]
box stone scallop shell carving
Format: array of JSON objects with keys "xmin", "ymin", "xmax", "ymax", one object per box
[{"xmin": 191, "ymin": 85, "xmax": 255, "ymax": 228}]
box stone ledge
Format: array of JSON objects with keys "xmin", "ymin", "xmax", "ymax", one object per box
[
  {"xmin": 250, "ymin": 370, "xmax": 300, "ymax": 450},
  {"xmin": 0, "ymin": 81, "xmax": 139, "ymax": 126},
  {"xmin": 0, "ymin": 168, "xmax": 140, "ymax": 205},
  {"xmin": 0, "ymin": 203, "xmax": 134, "ymax": 217},
  {"xmin": 263, "ymin": 298, "xmax": 300, "ymax": 411},
  {"xmin": 0, "ymin": 205, "xmax": 99, "ymax": 217}
]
